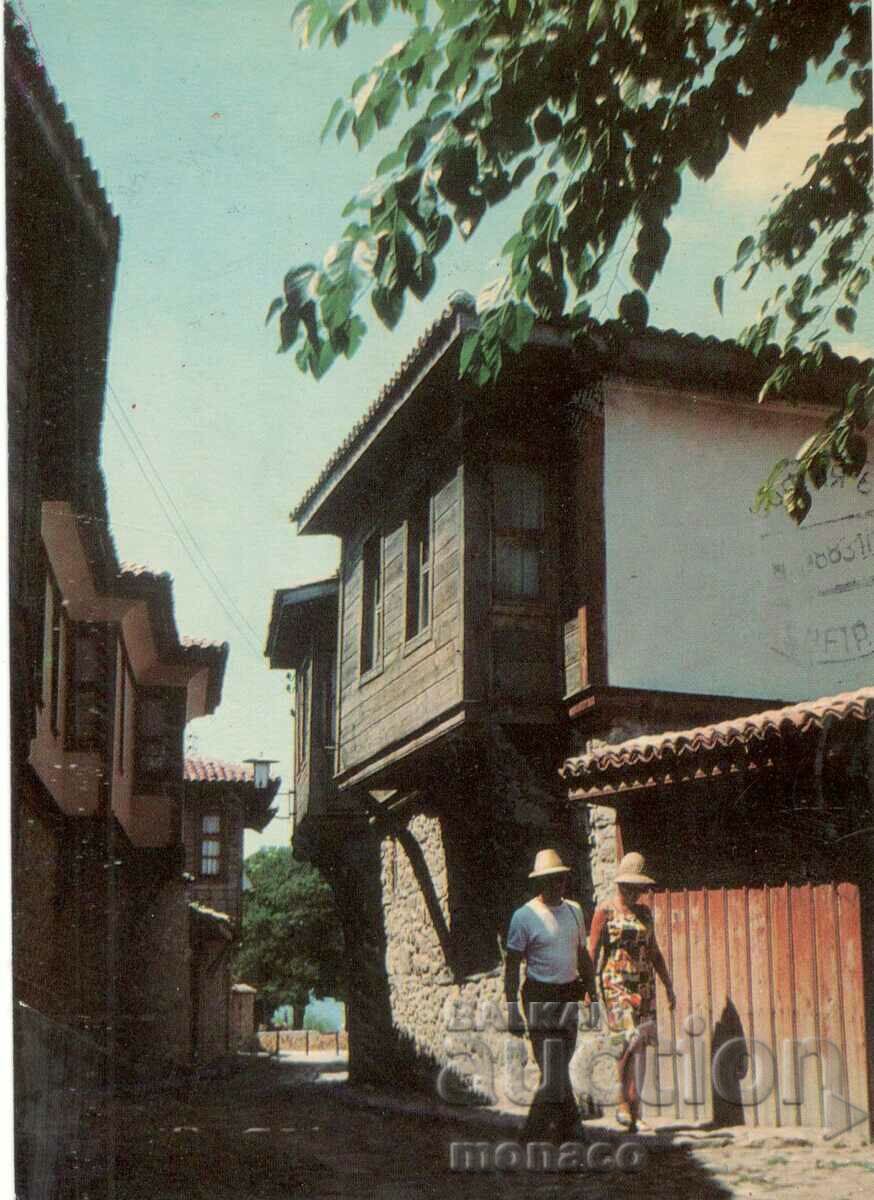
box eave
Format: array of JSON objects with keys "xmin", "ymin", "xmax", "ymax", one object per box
[
  {"xmin": 265, "ymin": 577, "xmax": 339, "ymax": 669},
  {"xmin": 561, "ymin": 686, "xmax": 874, "ymax": 802}
]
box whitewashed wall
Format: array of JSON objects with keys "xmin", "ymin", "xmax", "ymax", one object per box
[{"xmin": 603, "ymin": 380, "xmax": 873, "ymax": 701}]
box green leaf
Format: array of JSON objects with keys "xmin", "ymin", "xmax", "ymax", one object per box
[
  {"xmin": 377, "ymin": 147, "xmax": 406, "ymax": 175},
  {"xmin": 372, "ymin": 285, "xmax": 403, "ymax": 329},
  {"xmin": 321, "ymin": 97, "xmax": 345, "ymax": 142},
  {"xmin": 784, "ymin": 477, "xmax": 812, "ymax": 525},
  {"xmin": 265, "ymin": 296, "xmax": 284, "ymax": 326},
  {"xmin": 409, "ymin": 252, "xmax": 436, "ymax": 300},
  {"xmin": 836, "ymin": 305, "xmax": 857, "ymax": 333},
  {"xmin": 713, "ymin": 275, "xmax": 725, "ymax": 315},
  {"xmin": 735, "ymin": 236, "xmax": 756, "ymax": 268},
  {"xmin": 511, "ymin": 156, "xmax": 537, "ymax": 189},
  {"xmin": 618, "ymin": 289, "xmax": 649, "ymax": 331},
  {"xmin": 459, "ymin": 331, "xmax": 479, "ymax": 376}
]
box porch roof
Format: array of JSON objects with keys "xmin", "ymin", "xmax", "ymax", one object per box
[{"xmin": 561, "ymin": 686, "xmax": 874, "ymax": 799}]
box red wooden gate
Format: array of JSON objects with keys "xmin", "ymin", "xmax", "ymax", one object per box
[{"xmin": 641, "ymin": 882, "xmax": 869, "ymax": 1133}]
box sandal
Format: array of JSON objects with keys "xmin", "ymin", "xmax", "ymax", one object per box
[
  {"xmin": 630, "ymin": 1102, "xmax": 649, "ymax": 1131},
  {"xmin": 616, "ymin": 1104, "xmax": 637, "ymax": 1131}
]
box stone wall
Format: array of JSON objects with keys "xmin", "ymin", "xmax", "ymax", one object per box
[
  {"xmin": 375, "ymin": 808, "xmax": 621, "ymax": 1113},
  {"xmin": 118, "ymin": 878, "xmax": 195, "ymax": 1073},
  {"xmin": 315, "ymin": 734, "xmax": 625, "ymax": 1110},
  {"xmin": 584, "ymin": 804, "xmax": 620, "ymax": 904}
]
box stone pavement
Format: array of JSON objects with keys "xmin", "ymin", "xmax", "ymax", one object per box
[{"xmin": 59, "ymin": 1053, "xmax": 874, "ymax": 1199}]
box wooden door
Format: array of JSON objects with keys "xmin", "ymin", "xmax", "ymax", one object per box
[{"xmin": 641, "ymin": 883, "xmax": 869, "ymax": 1134}]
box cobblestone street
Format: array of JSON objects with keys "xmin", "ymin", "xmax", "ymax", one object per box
[{"xmin": 67, "ymin": 1054, "xmax": 874, "ymax": 1200}]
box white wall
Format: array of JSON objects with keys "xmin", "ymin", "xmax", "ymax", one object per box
[{"xmin": 604, "ymin": 380, "xmax": 873, "ymax": 701}]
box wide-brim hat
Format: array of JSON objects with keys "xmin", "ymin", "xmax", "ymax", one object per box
[
  {"xmin": 529, "ymin": 849, "xmax": 571, "ymax": 878},
  {"xmin": 614, "ymin": 852, "xmax": 655, "ymax": 886}
]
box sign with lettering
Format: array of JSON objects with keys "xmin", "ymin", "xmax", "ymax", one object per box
[{"xmin": 760, "ymin": 466, "xmax": 874, "ymax": 687}]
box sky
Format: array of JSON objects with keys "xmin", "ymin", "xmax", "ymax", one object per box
[{"xmin": 15, "ymin": 0, "xmax": 873, "ymax": 855}]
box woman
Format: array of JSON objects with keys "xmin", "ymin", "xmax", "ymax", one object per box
[{"xmin": 588, "ymin": 852, "xmax": 676, "ymax": 1132}]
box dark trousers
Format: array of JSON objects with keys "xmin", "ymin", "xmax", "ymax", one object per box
[{"xmin": 521, "ymin": 978, "xmax": 580, "ymax": 1143}]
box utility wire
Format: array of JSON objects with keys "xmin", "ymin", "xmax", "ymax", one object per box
[
  {"xmin": 106, "ymin": 381, "xmax": 267, "ymax": 650},
  {"xmin": 107, "ymin": 381, "xmax": 263, "ymax": 645},
  {"xmin": 104, "ymin": 394, "xmax": 264, "ymax": 659}
]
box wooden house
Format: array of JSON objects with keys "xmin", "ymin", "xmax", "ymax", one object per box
[
  {"xmin": 182, "ymin": 757, "xmax": 280, "ymax": 928},
  {"xmin": 269, "ymin": 299, "xmax": 872, "ymax": 1104}
]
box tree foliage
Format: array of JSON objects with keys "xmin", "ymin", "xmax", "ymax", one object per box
[
  {"xmin": 234, "ymin": 846, "xmax": 345, "ymax": 1021},
  {"xmin": 270, "ymin": 0, "xmax": 872, "ymax": 522}
]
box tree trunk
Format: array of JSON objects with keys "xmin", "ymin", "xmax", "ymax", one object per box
[{"xmin": 292, "ymin": 1003, "xmax": 306, "ymax": 1030}]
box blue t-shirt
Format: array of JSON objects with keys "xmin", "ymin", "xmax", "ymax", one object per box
[{"xmin": 506, "ymin": 898, "xmax": 585, "ymax": 984}]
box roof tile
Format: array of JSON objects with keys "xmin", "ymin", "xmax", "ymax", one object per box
[
  {"xmin": 184, "ymin": 757, "xmax": 256, "ymax": 784},
  {"xmin": 561, "ymin": 687, "xmax": 874, "ymax": 781}
]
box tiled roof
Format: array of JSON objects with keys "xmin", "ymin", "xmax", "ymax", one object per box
[
  {"xmin": 118, "ymin": 561, "xmax": 170, "ymax": 584},
  {"xmin": 185, "ymin": 757, "xmax": 257, "ymax": 784},
  {"xmin": 290, "ymin": 302, "xmax": 871, "ymax": 531},
  {"xmin": 561, "ymin": 687, "xmax": 874, "ymax": 783},
  {"xmin": 115, "ymin": 566, "xmax": 228, "ymax": 679},
  {"xmin": 5, "ymin": 5, "xmax": 119, "ymax": 245},
  {"xmin": 181, "ymin": 635, "xmax": 227, "ymax": 652},
  {"xmin": 290, "ymin": 301, "xmax": 470, "ymax": 522}
]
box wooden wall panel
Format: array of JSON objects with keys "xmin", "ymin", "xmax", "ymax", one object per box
[
  {"xmin": 769, "ymin": 884, "xmax": 799, "ymax": 1128},
  {"xmin": 639, "ymin": 882, "xmax": 867, "ymax": 1133},
  {"xmin": 336, "ymin": 468, "xmax": 463, "ymax": 777},
  {"xmin": 790, "ymin": 884, "xmax": 823, "ymax": 1127}
]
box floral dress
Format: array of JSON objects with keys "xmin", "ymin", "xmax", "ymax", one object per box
[{"xmin": 595, "ymin": 903, "xmax": 657, "ymax": 1050}]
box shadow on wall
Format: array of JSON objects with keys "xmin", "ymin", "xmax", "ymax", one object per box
[{"xmin": 711, "ymin": 999, "xmax": 747, "ymax": 1129}]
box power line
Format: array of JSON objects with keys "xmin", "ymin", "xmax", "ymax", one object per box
[
  {"xmin": 107, "ymin": 381, "xmax": 263, "ymax": 645},
  {"xmin": 104, "ymin": 394, "xmax": 264, "ymax": 659}
]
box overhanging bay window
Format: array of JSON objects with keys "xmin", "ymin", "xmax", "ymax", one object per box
[
  {"xmin": 405, "ymin": 490, "xmax": 432, "ymax": 642},
  {"xmin": 136, "ymin": 688, "xmax": 182, "ymax": 786},
  {"xmin": 66, "ymin": 623, "xmax": 109, "ymax": 751},
  {"xmin": 493, "ymin": 463, "xmax": 545, "ymax": 600}
]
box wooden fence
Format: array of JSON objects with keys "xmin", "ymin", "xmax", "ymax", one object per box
[{"xmin": 641, "ymin": 882, "xmax": 869, "ymax": 1133}]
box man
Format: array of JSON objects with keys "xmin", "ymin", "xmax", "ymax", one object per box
[{"xmin": 504, "ymin": 849, "xmax": 596, "ymax": 1143}]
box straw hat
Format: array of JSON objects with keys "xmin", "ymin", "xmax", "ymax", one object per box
[
  {"xmin": 529, "ymin": 849, "xmax": 571, "ymax": 878},
  {"xmin": 613, "ymin": 852, "xmax": 655, "ymax": 885}
]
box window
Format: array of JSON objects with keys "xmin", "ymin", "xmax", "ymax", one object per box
[
  {"xmin": 136, "ymin": 689, "xmax": 180, "ymax": 782},
  {"xmin": 67, "ymin": 624, "xmax": 109, "ymax": 751},
  {"xmin": 405, "ymin": 491, "xmax": 432, "ymax": 641},
  {"xmin": 492, "ymin": 463, "xmax": 545, "ymax": 600},
  {"xmin": 200, "ymin": 814, "xmax": 222, "ymax": 877},
  {"xmin": 360, "ymin": 532, "xmax": 383, "ymax": 675},
  {"xmin": 295, "ymin": 658, "xmax": 311, "ymax": 768}
]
